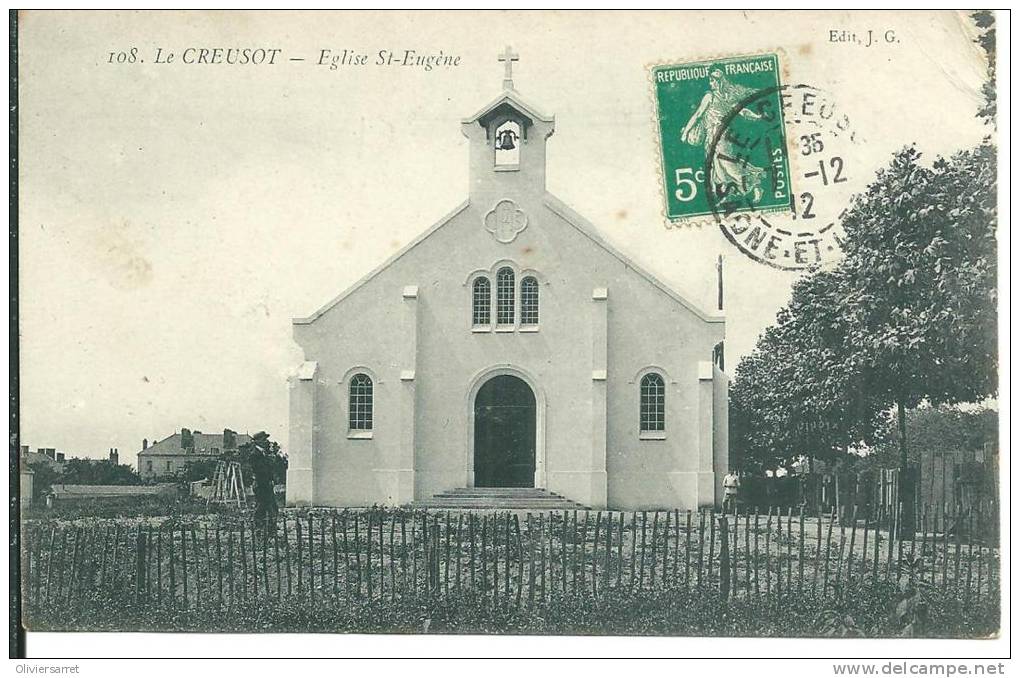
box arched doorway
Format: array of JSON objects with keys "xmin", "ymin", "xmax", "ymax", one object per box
[{"xmin": 473, "ymin": 374, "xmax": 536, "ymax": 488}]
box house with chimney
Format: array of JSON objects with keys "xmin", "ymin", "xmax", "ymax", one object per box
[
  {"xmin": 20, "ymin": 445, "xmax": 67, "ymax": 473},
  {"xmin": 137, "ymin": 428, "xmax": 251, "ymax": 480}
]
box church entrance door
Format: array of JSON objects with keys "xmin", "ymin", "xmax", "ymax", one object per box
[{"xmin": 473, "ymin": 374, "xmax": 536, "ymax": 488}]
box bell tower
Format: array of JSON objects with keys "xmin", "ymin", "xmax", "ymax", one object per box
[{"xmin": 461, "ymin": 47, "xmax": 555, "ymax": 206}]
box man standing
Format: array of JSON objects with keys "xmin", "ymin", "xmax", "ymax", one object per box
[
  {"xmin": 723, "ymin": 470, "xmax": 741, "ymax": 513},
  {"xmin": 251, "ymin": 443, "xmax": 278, "ymax": 528}
]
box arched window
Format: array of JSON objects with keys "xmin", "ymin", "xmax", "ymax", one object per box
[
  {"xmin": 520, "ymin": 276, "xmax": 539, "ymax": 326},
  {"xmin": 639, "ymin": 373, "xmax": 665, "ymax": 433},
  {"xmin": 496, "ymin": 267, "xmax": 515, "ymax": 325},
  {"xmin": 348, "ymin": 373, "xmax": 374, "ymax": 431},
  {"xmin": 472, "ymin": 277, "xmax": 491, "ymax": 326}
]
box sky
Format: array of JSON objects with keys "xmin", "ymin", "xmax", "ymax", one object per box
[{"xmin": 16, "ymin": 10, "xmax": 991, "ymax": 465}]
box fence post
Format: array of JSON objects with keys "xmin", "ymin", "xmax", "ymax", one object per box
[
  {"xmin": 629, "ymin": 512, "xmax": 638, "ymax": 591},
  {"xmin": 135, "ymin": 527, "xmax": 146, "ymax": 605},
  {"xmin": 43, "ymin": 525, "xmax": 56, "ymax": 606},
  {"xmin": 708, "ymin": 510, "xmax": 716, "ymax": 591},
  {"xmin": 181, "ymin": 523, "xmax": 190, "ymax": 609},
  {"xmin": 661, "ymin": 509, "xmax": 669, "ymax": 586},
  {"xmin": 647, "ymin": 511, "xmax": 657, "ymax": 589},
  {"xmin": 444, "ymin": 512, "xmax": 451, "ymax": 598},
  {"xmin": 670, "ymin": 509, "xmax": 679, "ymax": 581},
  {"xmin": 456, "ymin": 514, "xmax": 464, "ymax": 593},
  {"xmin": 527, "ymin": 513, "xmax": 536, "ymax": 605},
  {"xmin": 718, "ymin": 515, "xmax": 730, "ymax": 600},
  {"xmin": 192, "ymin": 527, "xmax": 203, "ymax": 609},
  {"xmin": 169, "ymin": 523, "xmax": 178, "ymax": 609},
  {"xmin": 764, "ymin": 508, "xmax": 773, "ymax": 597},
  {"xmin": 618, "ymin": 512, "xmax": 625, "ymax": 590},
  {"xmin": 514, "ymin": 514, "xmax": 524, "ymax": 608},
  {"xmin": 539, "ymin": 513, "xmax": 548, "ymax": 600},
  {"xmin": 226, "ymin": 525, "xmax": 234, "ymax": 609},
  {"xmin": 965, "ymin": 509, "xmax": 975, "ymax": 601},
  {"xmin": 591, "ymin": 512, "xmax": 601, "ymax": 598},
  {"xmin": 697, "ymin": 510, "xmax": 706, "ymax": 590},
  {"xmin": 845, "ymin": 505, "xmax": 858, "ymax": 590},
  {"xmin": 579, "ymin": 511, "xmax": 590, "ymax": 593},
  {"xmin": 312, "ymin": 512, "xmax": 320, "ymax": 604},
  {"xmin": 504, "ymin": 513, "xmax": 512, "ymax": 605},
  {"xmin": 479, "ymin": 513, "xmax": 487, "ymax": 596},
  {"xmin": 822, "ymin": 507, "xmax": 835, "ymax": 598},
  {"xmin": 974, "ymin": 508, "xmax": 983, "ymax": 603},
  {"xmin": 468, "ymin": 513, "xmax": 476, "ymax": 591}
]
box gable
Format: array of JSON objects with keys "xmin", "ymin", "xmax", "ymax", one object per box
[{"xmin": 295, "ymin": 195, "xmax": 722, "ymax": 326}]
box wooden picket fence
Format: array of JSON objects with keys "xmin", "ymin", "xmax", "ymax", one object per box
[{"xmin": 21, "ymin": 503, "xmax": 999, "ymax": 618}]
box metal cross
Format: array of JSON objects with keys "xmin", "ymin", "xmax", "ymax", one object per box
[{"xmin": 498, "ymin": 45, "xmax": 519, "ymax": 89}]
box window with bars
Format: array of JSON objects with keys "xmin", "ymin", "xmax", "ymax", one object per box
[
  {"xmin": 639, "ymin": 373, "xmax": 665, "ymax": 432},
  {"xmin": 496, "ymin": 267, "xmax": 515, "ymax": 325},
  {"xmin": 348, "ymin": 373, "xmax": 374, "ymax": 431},
  {"xmin": 520, "ymin": 276, "xmax": 539, "ymax": 326},
  {"xmin": 472, "ymin": 276, "xmax": 491, "ymax": 326}
]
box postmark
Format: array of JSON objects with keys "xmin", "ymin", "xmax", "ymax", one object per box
[
  {"xmin": 651, "ymin": 53, "xmax": 791, "ymax": 222},
  {"xmin": 707, "ymin": 84, "xmax": 857, "ymax": 270}
]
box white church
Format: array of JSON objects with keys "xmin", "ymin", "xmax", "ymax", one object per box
[{"xmin": 286, "ymin": 49, "xmax": 729, "ymax": 510}]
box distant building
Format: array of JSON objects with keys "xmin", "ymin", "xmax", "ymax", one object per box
[
  {"xmin": 21, "ymin": 446, "xmax": 66, "ymax": 473},
  {"xmin": 137, "ymin": 428, "xmax": 251, "ymax": 480},
  {"xmin": 20, "ymin": 467, "xmax": 35, "ymax": 509}
]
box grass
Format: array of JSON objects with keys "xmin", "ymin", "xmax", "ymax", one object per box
[
  {"xmin": 20, "ymin": 507, "xmax": 1000, "ymax": 638},
  {"xmin": 25, "ymin": 581, "xmax": 999, "ymax": 638}
]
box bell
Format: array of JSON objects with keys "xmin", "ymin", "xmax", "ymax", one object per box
[{"xmin": 497, "ymin": 130, "xmax": 517, "ymax": 150}]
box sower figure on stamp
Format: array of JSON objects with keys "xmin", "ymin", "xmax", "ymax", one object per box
[
  {"xmin": 681, "ymin": 68, "xmax": 766, "ymax": 203},
  {"xmin": 723, "ymin": 469, "xmax": 741, "ymax": 513}
]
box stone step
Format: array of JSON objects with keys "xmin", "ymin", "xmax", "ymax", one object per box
[
  {"xmin": 439, "ymin": 488, "xmax": 565, "ymax": 494},
  {"xmin": 433, "ymin": 491, "xmax": 562, "ymax": 499},
  {"xmin": 415, "ymin": 486, "xmax": 587, "ymax": 510},
  {"xmin": 417, "ymin": 500, "xmax": 584, "ymax": 510}
]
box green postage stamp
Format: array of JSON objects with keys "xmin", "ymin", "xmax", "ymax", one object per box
[{"xmin": 652, "ymin": 53, "xmax": 792, "ymax": 222}]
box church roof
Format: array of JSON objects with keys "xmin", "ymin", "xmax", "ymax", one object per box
[
  {"xmin": 294, "ymin": 196, "xmax": 723, "ymax": 325},
  {"xmin": 294, "ymin": 201, "xmax": 470, "ymax": 325},
  {"xmin": 462, "ymin": 89, "xmax": 555, "ymax": 128},
  {"xmin": 543, "ymin": 195, "xmax": 725, "ymax": 323}
]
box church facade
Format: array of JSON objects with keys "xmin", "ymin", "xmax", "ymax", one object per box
[{"xmin": 287, "ymin": 54, "xmax": 728, "ymax": 510}]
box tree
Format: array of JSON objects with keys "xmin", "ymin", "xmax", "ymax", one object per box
[
  {"xmin": 972, "ymin": 10, "xmax": 996, "ymax": 125},
  {"xmin": 181, "ymin": 458, "xmax": 219, "ymax": 484},
  {"xmin": 60, "ymin": 458, "xmax": 143, "ymax": 485},
  {"xmin": 25, "ymin": 459, "xmax": 62, "ymax": 501},
  {"xmin": 837, "ymin": 143, "xmax": 997, "ymax": 527},
  {"xmin": 729, "ymin": 269, "xmax": 888, "ymax": 475},
  {"xmin": 226, "ymin": 431, "xmax": 288, "ymax": 487},
  {"xmin": 869, "ymin": 405, "xmax": 997, "ymax": 469}
]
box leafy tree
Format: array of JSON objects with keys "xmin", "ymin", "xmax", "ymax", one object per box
[
  {"xmin": 181, "ymin": 458, "xmax": 219, "ymax": 484},
  {"xmin": 59, "ymin": 458, "xmax": 143, "ymax": 485},
  {"xmin": 835, "ymin": 143, "xmax": 997, "ymax": 529},
  {"xmin": 869, "ymin": 405, "xmax": 997, "ymax": 469},
  {"xmin": 972, "ymin": 10, "xmax": 996, "ymax": 124},
  {"xmin": 25, "ymin": 459, "xmax": 62, "ymax": 501},
  {"xmin": 729, "ymin": 269, "xmax": 888, "ymax": 474},
  {"xmin": 226, "ymin": 431, "xmax": 288, "ymax": 487},
  {"xmin": 732, "ymin": 141, "xmax": 995, "ymax": 488}
]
